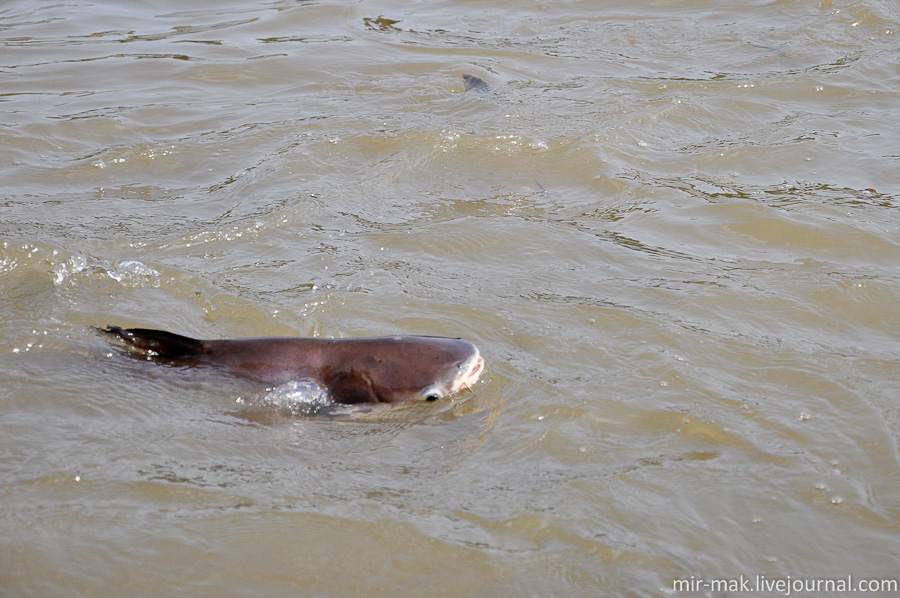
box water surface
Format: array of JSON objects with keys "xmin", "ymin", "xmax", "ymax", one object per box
[{"xmin": 2, "ymin": 0, "xmax": 900, "ymax": 596}]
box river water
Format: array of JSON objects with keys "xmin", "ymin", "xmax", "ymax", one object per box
[{"xmin": 2, "ymin": 0, "xmax": 899, "ymax": 596}]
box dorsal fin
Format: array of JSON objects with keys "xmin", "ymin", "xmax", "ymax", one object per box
[{"xmin": 462, "ymin": 73, "xmax": 493, "ymax": 95}]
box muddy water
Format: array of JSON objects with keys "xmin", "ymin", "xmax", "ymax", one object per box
[{"xmin": 2, "ymin": 0, "xmax": 899, "ymax": 596}]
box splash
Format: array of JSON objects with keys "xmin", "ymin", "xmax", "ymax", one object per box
[
  {"xmin": 106, "ymin": 260, "xmax": 161, "ymax": 283},
  {"xmin": 261, "ymin": 380, "xmax": 334, "ymax": 416}
]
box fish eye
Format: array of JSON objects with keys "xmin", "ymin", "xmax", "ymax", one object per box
[{"xmin": 421, "ymin": 386, "xmax": 443, "ymax": 402}]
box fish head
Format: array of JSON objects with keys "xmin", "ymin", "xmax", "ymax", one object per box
[{"xmin": 327, "ymin": 336, "xmax": 484, "ymax": 404}]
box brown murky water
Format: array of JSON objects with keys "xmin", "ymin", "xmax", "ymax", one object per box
[{"xmin": 2, "ymin": 0, "xmax": 899, "ymax": 596}]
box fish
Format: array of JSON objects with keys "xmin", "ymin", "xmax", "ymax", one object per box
[
  {"xmin": 97, "ymin": 326, "xmax": 485, "ymax": 405},
  {"xmin": 462, "ymin": 73, "xmax": 493, "ymax": 94}
]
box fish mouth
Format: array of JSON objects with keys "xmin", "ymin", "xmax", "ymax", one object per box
[{"xmin": 452, "ymin": 350, "xmax": 485, "ymax": 393}]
